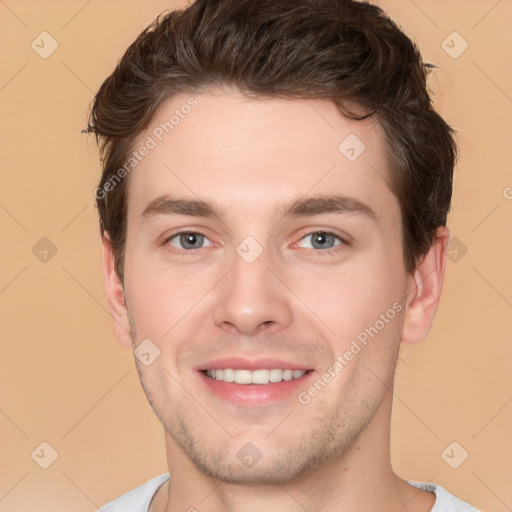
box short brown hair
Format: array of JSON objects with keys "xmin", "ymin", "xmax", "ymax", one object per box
[{"xmin": 87, "ymin": 0, "xmax": 457, "ymax": 280}]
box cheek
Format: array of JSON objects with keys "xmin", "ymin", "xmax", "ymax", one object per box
[
  {"xmin": 286, "ymin": 255, "xmax": 405, "ymax": 345},
  {"xmin": 123, "ymin": 248, "xmax": 213, "ymax": 337}
]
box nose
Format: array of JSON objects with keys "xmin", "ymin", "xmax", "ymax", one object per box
[{"xmin": 212, "ymin": 249, "xmax": 293, "ymax": 336}]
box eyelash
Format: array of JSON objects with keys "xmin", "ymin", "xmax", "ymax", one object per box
[
  {"xmin": 295, "ymin": 230, "xmax": 349, "ymax": 255},
  {"xmin": 161, "ymin": 230, "xmax": 213, "ymax": 253},
  {"xmin": 162, "ymin": 229, "xmax": 350, "ymax": 255}
]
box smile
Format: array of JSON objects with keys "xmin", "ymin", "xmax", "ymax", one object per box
[{"xmin": 204, "ymin": 368, "xmax": 308, "ymax": 384}]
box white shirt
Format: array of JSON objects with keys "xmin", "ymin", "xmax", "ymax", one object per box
[{"xmin": 99, "ymin": 474, "xmax": 481, "ymax": 511}]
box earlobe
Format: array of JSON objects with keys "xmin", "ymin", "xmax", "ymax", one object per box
[
  {"xmin": 102, "ymin": 237, "xmax": 133, "ymax": 348},
  {"xmin": 401, "ymin": 227, "xmax": 450, "ymax": 344}
]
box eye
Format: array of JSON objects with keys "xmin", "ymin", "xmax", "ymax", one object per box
[
  {"xmin": 167, "ymin": 232, "xmax": 213, "ymax": 250},
  {"xmin": 296, "ymin": 231, "xmax": 343, "ymax": 250}
]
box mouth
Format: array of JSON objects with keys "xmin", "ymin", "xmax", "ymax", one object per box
[{"xmin": 196, "ymin": 358, "xmax": 315, "ymax": 406}]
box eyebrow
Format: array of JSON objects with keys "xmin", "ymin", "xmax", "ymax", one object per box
[
  {"xmin": 141, "ymin": 196, "xmax": 222, "ymax": 220},
  {"xmin": 141, "ymin": 194, "xmax": 377, "ymax": 222},
  {"xmin": 279, "ymin": 194, "xmax": 377, "ymax": 221}
]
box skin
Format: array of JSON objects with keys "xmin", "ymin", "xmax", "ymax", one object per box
[{"xmin": 103, "ymin": 87, "xmax": 449, "ymax": 511}]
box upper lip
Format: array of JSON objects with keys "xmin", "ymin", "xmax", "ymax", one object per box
[{"xmin": 196, "ymin": 357, "xmax": 314, "ymax": 372}]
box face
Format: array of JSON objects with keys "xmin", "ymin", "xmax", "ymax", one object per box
[{"xmin": 111, "ymin": 88, "xmax": 417, "ymax": 484}]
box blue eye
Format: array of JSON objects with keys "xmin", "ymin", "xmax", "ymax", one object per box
[
  {"xmin": 168, "ymin": 232, "xmax": 212, "ymax": 250},
  {"xmin": 297, "ymin": 231, "xmax": 342, "ymax": 250}
]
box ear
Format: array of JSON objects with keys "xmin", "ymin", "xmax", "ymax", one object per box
[
  {"xmin": 102, "ymin": 236, "xmax": 133, "ymax": 348},
  {"xmin": 402, "ymin": 226, "xmax": 450, "ymax": 344}
]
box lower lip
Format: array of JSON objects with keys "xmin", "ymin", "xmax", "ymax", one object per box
[{"xmin": 198, "ymin": 371, "xmax": 314, "ymax": 406}]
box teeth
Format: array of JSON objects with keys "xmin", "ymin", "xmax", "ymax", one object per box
[
  {"xmin": 223, "ymin": 368, "xmax": 235, "ymax": 382},
  {"xmin": 283, "ymin": 369, "xmax": 293, "ymax": 381},
  {"xmin": 252, "ymin": 369, "xmax": 270, "ymax": 384},
  {"xmin": 205, "ymin": 368, "xmax": 307, "ymax": 384},
  {"xmin": 234, "ymin": 370, "xmax": 252, "ymax": 384}
]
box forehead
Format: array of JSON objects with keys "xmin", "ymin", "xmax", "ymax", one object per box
[{"xmin": 126, "ymin": 88, "xmax": 394, "ymax": 217}]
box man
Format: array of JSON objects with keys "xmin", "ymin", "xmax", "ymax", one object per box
[{"xmin": 87, "ymin": 0, "xmax": 479, "ymax": 510}]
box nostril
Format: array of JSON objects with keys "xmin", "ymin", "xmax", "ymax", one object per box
[{"xmin": 258, "ymin": 320, "xmax": 278, "ymax": 331}]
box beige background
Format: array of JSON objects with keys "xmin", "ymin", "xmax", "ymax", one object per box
[{"xmin": 1, "ymin": 1, "xmax": 511, "ymax": 510}]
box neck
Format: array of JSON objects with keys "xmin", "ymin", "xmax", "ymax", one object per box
[{"xmin": 152, "ymin": 394, "xmax": 435, "ymax": 512}]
